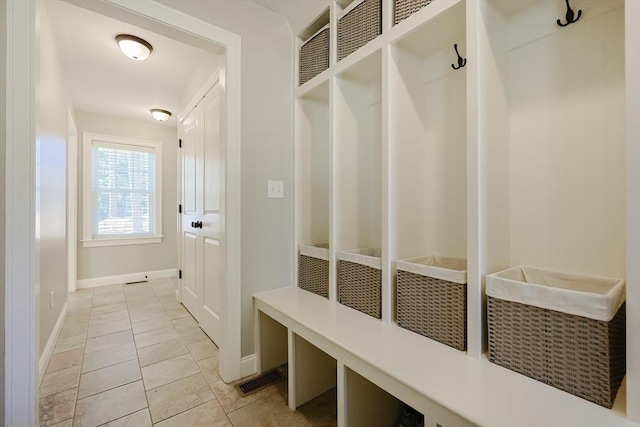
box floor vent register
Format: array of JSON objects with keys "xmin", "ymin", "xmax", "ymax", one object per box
[{"xmin": 235, "ymin": 368, "xmax": 286, "ymax": 397}]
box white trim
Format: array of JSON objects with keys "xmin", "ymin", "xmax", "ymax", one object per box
[
  {"xmin": 178, "ymin": 71, "xmax": 220, "ymax": 123},
  {"xmin": 82, "ymin": 131, "xmax": 163, "ymax": 247},
  {"xmin": 626, "ymin": 0, "xmax": 640, "ymax": 420},
  {"xmin": 38, "ymin": 302, "xmax": 68, "ymax": 387},
  {"xmin": 5, "ymin": 0, "xmax": 38, "ymax": 424},
  {"xmin": 160, "ymin": 6, "xmax": 242, "ymax": 379},
  {"xmin": 76, "ymin": 268, "xmax": 178, "ymax": 289},
  {"xmin": 5, "ymin": 2, "xmax": 242, "ymax": 421},
  {"xmin": 67, "ymin": 110, "xmax": 78, "ymax": 293},
  {"xmin": 241, "ymin": 354, "xmax": 257, "ymax": 378},
  {"xmin": 95, "ymin": 4, "xmax": 241, "ymax": 380},
  {"xmin": 81, "ymin": 236, "xmax": 163, "ymax": 248}
]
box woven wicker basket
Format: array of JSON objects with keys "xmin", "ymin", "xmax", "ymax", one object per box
[
  {"xmin": 394, "ymin": 0, "xmax": 432, "ymax": 25},
  {"xmin": 396, "ymin": 256, "xmax": 467, "ymax": 351},
  {"xmin": 487, "ymin": 267, "xmax": 626, "ymax": 408},
  {"xmin": 337, "ymin": 0, "xmax": 382, "ymax": 61},
  {"xmin": 298, "ymin": 244, "xmax": 329, "ymax": 298},
  {"xmin": 299, "ymin": 25, "xmax": 330, "ymax": 86},
  {"xmin": 338, "ymin": 248, "xmax": 382, "ymax": 318}
]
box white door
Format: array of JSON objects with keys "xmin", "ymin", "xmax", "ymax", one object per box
[{"xmin": 180, "ymin": 84, "xmax": 224, "ymax": 345}]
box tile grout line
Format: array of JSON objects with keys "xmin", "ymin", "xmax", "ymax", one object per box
[
  {"xmin": 41, "ymin": 289, "xmax": 87, "ymax": 426},
  {"xmin": 139, "ymin": 281, "xmax": 203, "ymax": 424},
  {"xmin": 71, "ymin": 287, "xmax": 93, "ymax": 425},
  {"xmin": 127, "ymin": 282, "xmax": 154, "ymax": 423},
  {"xmin": 148, "ymin": 280, "xmax": 232, "ymax": 425},
  {"xmin": 78, "ymin": 284, "xmax": 141, "ymax": 426}
]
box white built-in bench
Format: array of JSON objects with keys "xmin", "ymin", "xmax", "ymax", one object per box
[{"xmin": 254, "ymin": 287, "xmax": 638, "ymax": 427}]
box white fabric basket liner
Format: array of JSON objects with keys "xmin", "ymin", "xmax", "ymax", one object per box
[
  {"xmin": 486, "ymin": 266, "xmax": 625, "ymax": 322},
  {"xmin": 397, "ymin": 255, "xmax": 467, "ymax": 284},
  {"xmin": 338, "ymin": 248, "xmax": 382, "ymax": 270},
  {"xmin": 299, "ymin": 243, "xmax": 329, "ymax": 261}
]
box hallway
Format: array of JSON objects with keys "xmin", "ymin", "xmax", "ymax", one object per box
[{"xmin": 39, "ymin": 278, "xmax": 336, "ymax": 426}]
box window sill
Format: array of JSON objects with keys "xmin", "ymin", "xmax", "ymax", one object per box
[{"xmin": 82, "ymin": 236, "xmax": 164, "ymax": 248}]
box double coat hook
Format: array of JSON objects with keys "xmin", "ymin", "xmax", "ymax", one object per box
[
  {"xmin": 557, "ymin": 0, "xmax": 582, "ymax": 27},
  {"xmin": 451, "ymin": 44, "xmax": 466, "ymax": 70}
]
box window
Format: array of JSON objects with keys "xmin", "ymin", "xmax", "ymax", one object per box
[{"xmin": 83, "ymin": 133, "xmax": 163, "ymax": 247}]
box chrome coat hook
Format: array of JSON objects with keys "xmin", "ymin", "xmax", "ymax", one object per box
[
  {"xmin": 557, "ymin": 0, "xmax": 582, "ymax": 27},
  {"xmin": 451, "ymin": 44, "xmax": 466, "ymax": 70}
]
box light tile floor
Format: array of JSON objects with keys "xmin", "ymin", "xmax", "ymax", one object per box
[{"xmin": 39, "ymin": 278, "xmax": 337, "ymax": 427}]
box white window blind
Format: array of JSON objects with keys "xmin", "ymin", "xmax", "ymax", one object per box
[
  {"xmin": 92, "ymin": 141, "xmax": 156, "ymax": 238},
  {"xmin": 83, "ymin": 133, "xmax": 163, "ymax": 247}
]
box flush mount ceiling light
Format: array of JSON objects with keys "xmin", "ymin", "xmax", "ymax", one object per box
[
  {"xmin": 116, "ymin": 34, "xmax": 153, "ymax": 61},
  {"xmin": 150, "ymin": 109, "xmax": 172, "ymax": 122}
]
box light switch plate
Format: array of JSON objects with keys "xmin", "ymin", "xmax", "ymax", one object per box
[{"xmin": 268, "ymin": 180, "xmax": 284, "ymax": 199}]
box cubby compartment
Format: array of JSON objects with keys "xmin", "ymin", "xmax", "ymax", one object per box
[
  {"xmin": 335, "ymin": 50, "xmax": 382, "ymax": 255},
  {"xmin": 394, "ymin": 0, "xmax": 433, "ymax": 25},
  {"xmin": 258, "ymin": 311, "xmax": 288, "ymax": 373},
  {"xmin": 296, "ymin": 81, "xmax": 330, "ymax": 296},
  {"xmin": 337, "ymin": 0, "xmax": 382, "ymax": 61},
  {"xmin": 292, "ymin": 334, "xmax": 337, "ymax": 424},
  {"xmin": 389, "ymin": 2, "xmax": 467, "ymax": 266},
  {"xmin": 345, "ymin": 367, "xmax": 415, "ymax": 427},
  {"xmin": 479, "ymin": 0, "xmax": 625, "ymax": 278},
  {"xmin": 298, "ymin": 8, "xmax": 331, "ymax": 86},
  {"xmin": 296, "ymin": 82, "xmax": 330, "ymax": 249}
]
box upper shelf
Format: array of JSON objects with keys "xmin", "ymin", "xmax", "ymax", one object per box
[
  {"xmin": 295, "ymin": 0, "xmax": 464, "ymax": 99},
  {"xmin": 393, "ymin": 0, "xmax": 465, "ymax": 57}
]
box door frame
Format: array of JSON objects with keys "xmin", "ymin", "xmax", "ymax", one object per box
[
  {"xmin": 4, "ymin": 0, "xmax": 242, "ymax": 424},
  {"xmin": 67, "ymin": 110, "xmax": 78, "ymax": 293},
  {"xmin": 176, "ymin": 76, "xmax": 223, "ymax": 344}
]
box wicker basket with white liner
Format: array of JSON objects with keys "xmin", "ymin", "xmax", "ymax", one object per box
[
  {"xmin": 338, "ymin": 248, "xmax": 382, "ymax": 318},
  {"xmin": 337, "ymin": 0, "xmax": 382, "ymax": 61},
  {"xmin": 396, "ymin": 256, "xmax": 467, "ymax": 350},
  {"xmin": 486, "ymin": 266, "xmax": 626, "ymax": 408},
  {"xmin": 394, "ymin": 0, "xmax": 432, "ymax": 25},
  {"xmin": 299, "ymin": 24, "xmax": 330, "ymax": 86},
  {"xmin": 298, "ymin": 244, "xmax": 330, "ymax": 298}
]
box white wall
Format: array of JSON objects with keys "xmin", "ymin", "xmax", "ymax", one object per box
[
  {"xmin": 156, "ymin": 0, "xmax": 294, "ymax": 357},
  {"xmin": 75, "ymin": 110, "xmax": 178, "ymax": 280},
  {"xmin": 0, "ymin": 0, "xmax": 6, "ymax": 419},
  {"xmin": 254, "ymin": 0, "xmax": 332, "ymax": 35},
  {"xmin": 179, "ymin": 54, "xmax": 221, "ymax": 111},
  {"xmin": 36, "ymin": 5, "xmax": 71, "ymax": 354}
]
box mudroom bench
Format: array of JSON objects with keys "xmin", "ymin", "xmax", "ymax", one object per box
[{"xmin": 253, "ymin": 287, "xmax": 636, "ymax": 427}]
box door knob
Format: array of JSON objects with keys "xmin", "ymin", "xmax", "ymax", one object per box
[
  {"xmin": 195, "ymin": 221, "xmax": 203, "ymax": 229},
  {"xmin": 191, "ymin": 221, "xmax": 196, "ymax": 228}
]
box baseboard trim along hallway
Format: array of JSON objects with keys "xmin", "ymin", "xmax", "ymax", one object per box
[
  {"xmin": 39, "ymin": 302, "xmax": 68, "ymax": 386},
  {"xmin": 241, "ymin": 354, "xmax": 257, "ymax": 378},
  {"xmin": 76, "ymin": 269, "xmax": 178, "ymax": 289}
]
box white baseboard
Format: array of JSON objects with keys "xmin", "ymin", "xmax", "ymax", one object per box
[
  {"xmin": 241, "ymin": 354, "xmax": 257, "ymax": 378},
  {"xmin": 39, "ymin": 302, "xmax": 68, "ymax": 386},
  {"xmin": 76, "ymin": 268, "xmax": 178, "ymax": 289}
]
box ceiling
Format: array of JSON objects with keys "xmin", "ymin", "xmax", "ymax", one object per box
[
  {"xmin": 252, "ymin": 0, "xmax": 297, "ymax": 17},
  {"xmin": 252, "ymin": 0, "xmax": 333, "ymax": 35},
  {"xmin": 44, "ymin": 0, "xmax": 220, "ymax": 126}
]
